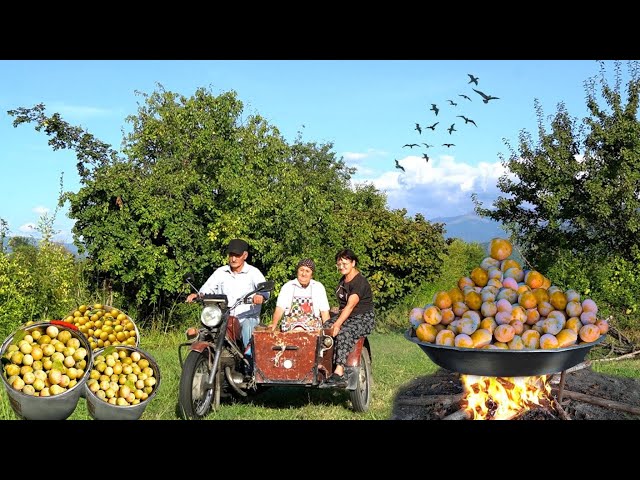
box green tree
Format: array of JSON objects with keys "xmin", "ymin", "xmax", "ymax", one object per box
[{"xmin": 473, "ymin": 60, "xmax": 640, "ymax": 272}]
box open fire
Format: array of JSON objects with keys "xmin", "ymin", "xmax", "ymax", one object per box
[{"xmin": 460, "ymin": 374, "xmax": 553, "ymax": 420}]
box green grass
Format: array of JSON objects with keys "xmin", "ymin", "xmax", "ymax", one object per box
[{"xmin": 3, "ymin": 329, "xmax": 638, "ymax": 420}]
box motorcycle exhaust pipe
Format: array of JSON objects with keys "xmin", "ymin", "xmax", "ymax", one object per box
[{"xmin": 224, "ymin": 366, "xmax": 248, "ymax": 397}]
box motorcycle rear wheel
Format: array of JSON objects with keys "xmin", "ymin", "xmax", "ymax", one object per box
[{"xmin": 179, "ymin": 350, "xmax": 220, "ymax": 419}]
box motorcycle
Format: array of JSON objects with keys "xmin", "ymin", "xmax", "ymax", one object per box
[{"xmin": 178, "ymin": 274, "xmax": 372, "ymax": 419}]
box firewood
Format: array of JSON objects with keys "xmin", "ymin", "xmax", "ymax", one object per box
[
  {"xmin": 397, "ymin": 393, "xmax": 463, "ymax": 407},
  {"xmin": 552, "ymin": 388, "xmax": 640, "ymax": 416},
  {"xmin": 442, "ymin": 409, "xmax": 470, "ymax": 420},
  {"xmin": 553, "ymin": 399, "xmax": 572, "ymax": 420},
  {"xmin": 592, "ymin": 349, "xmax": 640, "ymax": 363}
]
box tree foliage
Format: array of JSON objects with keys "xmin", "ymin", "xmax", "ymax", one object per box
[{"xmin": 8, "ymin": 85, "xmax": 446, "ymax": 327}]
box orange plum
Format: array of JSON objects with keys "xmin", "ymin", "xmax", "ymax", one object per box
[
  {"xmin": 481, "ymin": 301, "xmax": 498, "ymax": 318},
  {"xmin": 435, "ymin": 329, "xmax": 456, "ymax": 346},
  {"xmin": 494, "ymin": 324, "xmax": 516, "ymax": 343},
  {"xmin": 470, "ymin": 267, "xmax": 489, "ymax": 288},
  {"xmin": 471, "ymin": 329, "xmax": 493, "ymax": 348},
  {"xmin": 521, "ymin": 330, "xmax": 541, "ymax": 349},
  {"xmin": 489, "ymin": 238, "xmax": 513, "ymax": 261},
  {"xmin": 581, "ymin": 299, "xmax": 598, "ymax": 314},
  {"xmin": 510, "ymin": 305, "xmax": 527, "ymax": 323},
  {"xmin": 580, "ymin": 311, "xmax": 597, "ymax": 325},
  {"xmin": 579, "ymin": 324, "xmax": 601, "ymax": 343},
  {"xmin": 496, "ymin": 298, "xmax": 513, "ymax": 313},
  {"xmin": 525, "ymin": 270, "xmax": 545, "ymax": 289},
  {"xmin": 502, "ymin": 277, "xmax": 519, "ymax": 291},
  {"xmin": 454, "ymin": 333, "xmax": 474, "ymax": 348},
  {"xmin": 480, "ymin": 317, "xmax": 497, "ymax": 334},
  {"xmin": 565, "ymin": 301, "xmax": 583, "ymax": 318},
  {"xmin": 532, "ymin": 288, "xmax": 550, "ymax": 305},
  {"xmin": 458, "ymin": 277, "xmax": 474, "ymax": 291},
  {"xmin": 556, "ymin": 329, "xmax": 578, "ymax": 348},
  {"xmin": 452, "ymin": 301, "xmax": 469, "ymax": 317},
  {"xmin": 507, "ymin": 335, "xmax": 525, "ymax": 350},
  {"xmin": 500, "ymin": 258, "xmax": 521, "ymax": 272},
  {"xmin": 480, "ymin": 256, "xmax": 501, "ymax": 271},
  {"xmin": 493, "ymin": 342, "xmax": 509, "ymax": 349},
  {"xmin": 495, "ymin": 311, "xmax": 512, "ymax": 326},
  {"xmin": 596, "ymin": 318, "xmax": 609, "ymax": 334},
  {"xmin": 539, "ymin": 333, "xmax": 559, "ymax": 349},
  {"xmin": 518, "ymin": 291, "xmax": 538, "ymax": 310},
  {"xmin": 423, "ymin": 306, "xmax": 443, "ymax": 325},
  {"xmin": 433, "ymin": 291, "xmax": 453, "ymax": 310},
  {"xmin": 509, "ymin": 320, "xmax": 524, "ymax": 335},
  {"xmin": 549, "ymin": 291, "xmax": 568, "ymax": 311},
  {"xmin": 416, "ymin": 323, "xmax": 438, "ymax": 343},
  {"xmin": 565, "ymin": 317, "xmax": 583, "ymax": 334},
  {"xmin": 525, "ymin": 308, "xmax": 541, "ymax": 325},
  {"xmin": 448, "ymin": 287, "xmax": 464, "ymax": 304},
  {"xmin": 464, "ymin": 291, "xmax": 482, "ymax": 311},
  {"xmin": 504, "ymin": 267, "xmax": 524, "ymax": 283},
  {"xmin": 440, "ymin": 308, "xmax": 455, "ymax": 326}
]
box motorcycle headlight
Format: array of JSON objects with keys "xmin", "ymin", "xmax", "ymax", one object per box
[{"xmin": 201, "ymin": 304, "xmax": 222, "ymax": 327}]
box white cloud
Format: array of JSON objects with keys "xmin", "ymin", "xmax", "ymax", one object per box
[
  {"xmin": 33, "ymin": 206, "xmax": 50, "ymax": 215},
  {"xmin": 355, "ymin": 154, "xmax": 513, "ymax": 220},
  {"xmin": 18, "ymin": 223, "xmax": 36, "ymax": 233}
]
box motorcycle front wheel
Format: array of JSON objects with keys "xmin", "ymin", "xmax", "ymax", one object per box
[{"xmin": 179, "ymin": 350, "xmax": 221, "ymax": 419}]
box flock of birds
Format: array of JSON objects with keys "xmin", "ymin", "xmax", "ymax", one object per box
[{"xmin": 394, "ymin": 73, "xmax": 499, "ymax": 173}]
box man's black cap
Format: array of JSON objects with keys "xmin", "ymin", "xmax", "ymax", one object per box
[{"xmin": 226, "ymin": 239, "xmax": 249, "ymax": 255}]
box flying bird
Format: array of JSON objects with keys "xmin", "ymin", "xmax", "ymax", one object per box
[
  {"xmin": 430, "ymin": 104, "xmax": 439, "ymax": 116},
  {"xmin": 472, "ymin": 88, "xmax": 500, "ymax": 104},
  {"xmin": 447, "ymin": 124, "xmax": 456, "ymax": 135},
  {"xmin": 426, "ymin": 122, "xmax": 439, "ymax": 131},
  {"xmin": 456, "ymin": 115, "xmax": 478, "ymax": 127},
  {"xmin": 403, "ymin": 143, "xmax": 419, "ymax": 148},
  {"xmin": 422, "ymin": 143, "xmax": 433, "ymax": 148},
  {"xmin": 467, "ymin": 73, "xmax": 479, "ymax": 85},
  {"xmin": 422, "ymin": 153, "xmax": 430, "ymax": 163},
  {"xmin": 447, "ymin": 99, "xmax": 458, "ymax": 106},
  {"xmin": 415, "ymin": 123, "xmax": 422, "ymax": 134},
  {"xmin": 394, "ymin": 159, "xmax": 405, "ymax": 172},
  {"xmin": 442, "ymin": 143, "xmax": 455, "ymax": 148},
  {"xmin": 459, "ymin": 94, "xmax": 472, "ymax": 101}
]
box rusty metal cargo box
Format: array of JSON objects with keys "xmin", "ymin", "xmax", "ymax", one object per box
[{"xmin": 252, "ymin": 327, "xmax": 333, "ymax": 384}]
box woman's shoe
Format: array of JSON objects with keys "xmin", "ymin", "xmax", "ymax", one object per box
[{"xmin": 320, "ymin": 373, "xmax": 347, "ymax": 388}]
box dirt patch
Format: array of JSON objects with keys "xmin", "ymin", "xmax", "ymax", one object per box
[{"xmin": 391, "ymin": 367, "xmax": 640, "ymax": 420}]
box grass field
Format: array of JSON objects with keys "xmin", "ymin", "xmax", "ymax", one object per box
[{"xmin": 1, "ymin": 329, "xmax": 638, "ymax": 420}]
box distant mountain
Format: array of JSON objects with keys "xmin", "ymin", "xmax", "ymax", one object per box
[
  {"xmin": 431, "ymin": 213, "xmax": 508, "ymax": 244},
  {"xmin": 2, "ymin": 237, "xmax": 82, "ymax": 257}
]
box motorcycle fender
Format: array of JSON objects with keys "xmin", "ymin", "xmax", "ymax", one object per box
[
  {"xmin": 189, "ymin": 341, "xmax": 213, "ymax": 354},
  {"xmin": 345, "ymin": 337, "xmax": 366, "ymax": 367}
]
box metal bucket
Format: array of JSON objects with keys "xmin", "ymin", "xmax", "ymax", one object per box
[
  {"xmin": 67, "ymin": 304, "xmax": 140, "ymax": 351},
  {"xmin": 1, "ymin": 321, "xmax": 94, "ymax": 420},
  {"xmin": 84, "ymin": 345, "xmax": 161, "ymax": 420}
]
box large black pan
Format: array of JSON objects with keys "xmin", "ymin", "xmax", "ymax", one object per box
[{"xmin": 405, "ymin": 328, "xmax": 606, "ymax": 377}]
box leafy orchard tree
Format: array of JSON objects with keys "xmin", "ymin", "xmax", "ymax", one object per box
[
  {"xmin": 473, "ymin": 60, "xmax": 640, "ymax": 273},
  {"xmin": 8, "ymin": 85, "xmax": 447, "ymax": 326}
]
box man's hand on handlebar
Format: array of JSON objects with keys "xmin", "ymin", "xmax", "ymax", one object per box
[
  {"xmin": 186, "ymin": 293, "xmax": 201, "ymax": 303},
  {"xmin": 252, "ymin": 294, "xmax": 265, "ymax": 305}
]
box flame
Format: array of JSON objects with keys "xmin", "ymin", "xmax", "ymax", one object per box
[{"xmin": 460, "ymin": 374, "xmax": 552, "ymax": 420}]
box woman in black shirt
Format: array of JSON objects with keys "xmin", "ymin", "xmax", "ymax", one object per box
[{"xmin": 320, "ymin": 249, "xmax": 375, "ymax": 388}]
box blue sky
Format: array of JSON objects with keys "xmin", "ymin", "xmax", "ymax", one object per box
[{"xmin": 0, "ymin": 60, "xmax": 617, "ymax": 243}]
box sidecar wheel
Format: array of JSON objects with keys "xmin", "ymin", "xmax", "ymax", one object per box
[
  {"xmin": 349, "ymin": 346, "xmax": 372, "ymax": 412},
  {"xmin": 179, "ymin": 350, "xmax": 220, "ymax": 419}
]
